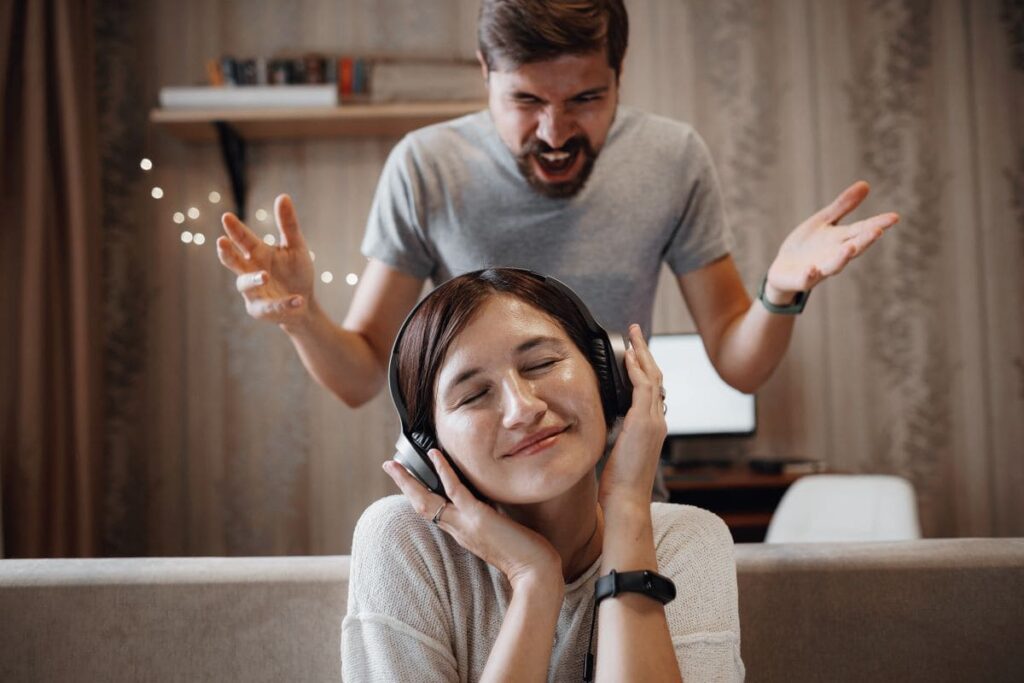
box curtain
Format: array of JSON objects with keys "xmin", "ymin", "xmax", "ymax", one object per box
[{"xmin": 0, "ymin": 0, "xmax": 103, "ymax": 557}]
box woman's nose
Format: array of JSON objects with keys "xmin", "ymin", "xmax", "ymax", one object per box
[{"xmin": 500, "ymin": 374, "xmax": 546, "ymax": 429}]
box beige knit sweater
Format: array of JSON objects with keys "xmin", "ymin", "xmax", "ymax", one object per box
[{"xmin": 343, "ymin": 496, "xmax": 744, "ymax": 682}]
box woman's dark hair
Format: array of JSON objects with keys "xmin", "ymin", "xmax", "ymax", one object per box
[
  {"xmin": 396, "ymin": 269, "xmax": 598, "ymax": 445},
  {"xmin": 477, "ymin": 0, "xmax": 629, "ymax": 77}
]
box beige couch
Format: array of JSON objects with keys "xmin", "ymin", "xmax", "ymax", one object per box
[{"xmin": 2, "ymin": 539, "xmax": 1022, "ymax": 682}]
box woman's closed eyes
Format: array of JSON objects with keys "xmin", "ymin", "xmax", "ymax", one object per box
[{"xmin": 451, "ymin": 355, "xmax": 567, "ymax": 410}]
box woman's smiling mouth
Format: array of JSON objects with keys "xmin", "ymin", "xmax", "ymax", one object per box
[{"xmin": 504, "ymin": 424, "xmax": 571, "ymax": 458}]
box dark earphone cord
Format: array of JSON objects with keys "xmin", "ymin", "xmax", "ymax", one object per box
[{"xmin": 582, "ymin": 597, "xmax": 597, "ymax": 681}]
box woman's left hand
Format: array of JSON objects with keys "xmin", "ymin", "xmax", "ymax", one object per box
[{"xmin": 597, "ymin": 324, "xmax": 668, "ymax": 509}]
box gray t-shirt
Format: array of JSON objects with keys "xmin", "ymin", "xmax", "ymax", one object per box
[
  {"xmin": 342, "ymin": 496, "xmax": 745, "ymax": 682},
  {"xmin": 361, "ymin": 106, "xmax": 733, "ymax": 335}
]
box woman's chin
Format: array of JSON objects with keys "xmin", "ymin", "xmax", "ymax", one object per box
[{"xmin": 484, "ymin": 464, "xmax": 598, "ymax": 507}]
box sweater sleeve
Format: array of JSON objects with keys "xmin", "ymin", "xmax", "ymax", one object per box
[
  {"xmin": 342, "ymin": 496, "xmax": 460, "ymax": 682},
  {"xmin": 653, "ymin": 503, "xmax": 746, "ymax": 682}
]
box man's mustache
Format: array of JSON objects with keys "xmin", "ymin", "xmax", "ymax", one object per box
[{"xmin": 520, "ymin": 135, "xmax": 593, "ymax": 157}]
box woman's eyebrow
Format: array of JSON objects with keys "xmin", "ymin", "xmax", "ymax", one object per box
[{"xmin": 514, "ymin": 335, "xmax": 565, "ymax": 354}]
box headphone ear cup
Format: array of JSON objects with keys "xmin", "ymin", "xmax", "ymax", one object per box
[
  {"xmin": 605, "ymin": 332, "xmax": 632, "ymax": 418},
  {"xmin": 590, "ymin": 335, "xmax": 632, "ymax": 422},
  {"xmin": 393, "ymin": 432, "xmax": 443, "ymax": 495},
  {"xmin": 588, "ymin": 338, "xmax": 614, "ymax": 420}
]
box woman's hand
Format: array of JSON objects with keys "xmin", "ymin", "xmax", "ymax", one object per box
[
  {"xmin": 598, "ymin": 324, "xmax": 668, "ymax": 511},
  {"xmin": 383, "ymin": 450, "xmax": 563, "ymax": 593}
]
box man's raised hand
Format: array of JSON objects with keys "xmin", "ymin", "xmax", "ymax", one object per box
[
  {"xmin": 765, "ymin": 181, "xmax": 899, "ymax": 304},
  {"xmin": 216, "ymin": 194, "xmax": 316, "ymax": 329}
]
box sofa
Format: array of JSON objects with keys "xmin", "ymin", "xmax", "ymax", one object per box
[{"xmin": 2, "ymin": 539, "xmax": 1022, "ymax": 682}]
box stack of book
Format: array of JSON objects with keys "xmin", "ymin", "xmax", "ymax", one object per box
[{"xmin": 158, "ymin": 54, "xmax": 484, "ymax": 110}]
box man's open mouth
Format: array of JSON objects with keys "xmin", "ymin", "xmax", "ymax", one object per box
[
  {"xmin": 516, "ymin": 135, "xmax": 597, "ymax": 199},
  {"xmin": 534, "ymin": 148, "xmax": 579, "ymax": 176}
]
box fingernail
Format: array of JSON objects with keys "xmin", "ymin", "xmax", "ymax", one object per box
[{"xmin": 290, "ymin": 296, "xmax": 302, "ymax": 308}]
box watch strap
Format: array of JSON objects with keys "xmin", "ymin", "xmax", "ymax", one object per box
[
  {"xmin": 758, "ymin": 274, "xmax": 809, "ymax": 314},
  {"xmin": 594, "ymin": 569, "xmax": 676, "ymax": 606}
]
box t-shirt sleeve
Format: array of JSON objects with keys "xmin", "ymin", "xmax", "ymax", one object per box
[
  {"xmin": 342, "ymin": 496, "xmax": 458, "ymax": 682},
  {"xmin": 360, "ymin": 136, "xmax": 438, "ymax": 279},
  {"xmin": 654, "ymin": 503, "xmax": 746, "ymax": 682},
  {"xmin": 662, "ymin": 129, "xmax": 735, "ymax": 276}
]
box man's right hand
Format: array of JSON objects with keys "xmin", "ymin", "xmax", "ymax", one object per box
[{"xmin": 216, "ymin": 194, "xmax": 316, "ymax": 331}]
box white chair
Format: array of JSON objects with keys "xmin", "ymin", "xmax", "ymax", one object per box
[{"xmin": 765, "ymin": 474, "xmax": 922, "ymax": 543}]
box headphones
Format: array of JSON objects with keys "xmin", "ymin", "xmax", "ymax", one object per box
[{"xmin": 388, "ymin": 269, "xmax": 632, "ymax": 499}]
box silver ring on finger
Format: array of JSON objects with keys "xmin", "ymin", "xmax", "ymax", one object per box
[
  {"xmin": 662, "ymin": 401, "xmax": 668, "ymax": 415},
  {"xmin": 431, "ymin": 501, "xmax": 447, "ymax": 525}
]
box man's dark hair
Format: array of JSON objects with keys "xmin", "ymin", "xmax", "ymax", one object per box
[{"xmin": 477, "ymin": 0, "xmax": 629, "ymax": 76}]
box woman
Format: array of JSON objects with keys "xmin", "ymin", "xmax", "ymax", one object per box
[{"xmin": 342, "ymin": 269, "xmax": 744, "ymax": 682}]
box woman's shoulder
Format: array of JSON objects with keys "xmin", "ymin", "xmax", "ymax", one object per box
[
  {"xmin": 649, "ymin": 502, "xmax": 735, "ymax": 558},
  {"xmin": 352, "ymin": 495, "xmax": 442, "ymax": 559}
]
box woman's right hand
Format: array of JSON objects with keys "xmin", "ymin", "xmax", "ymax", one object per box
[{"xmin": 383, "ymin": 450, "xmax": 563, "ymax": 594}]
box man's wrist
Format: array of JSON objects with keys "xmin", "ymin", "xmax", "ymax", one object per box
[
  {"xmin": 280, "ymin": 295, "xmax": 324, "ymax": 337},
  {"xmin": 757, "ymin": 274, "xmax": 809, "ymax": 315},
  {"xmin": 762, "ymin": 280, "xmax": 797, "ymax": 307}
]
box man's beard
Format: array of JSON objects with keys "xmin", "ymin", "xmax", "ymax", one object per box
[{"xmin": 515, "ymin": 135, "xmax": 598, "ymax": 199}]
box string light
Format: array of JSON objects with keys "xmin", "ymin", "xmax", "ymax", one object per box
[
  {"xmin": 181, "ymin": 231, "xmax": 194, "ymax": 244},
  {"xmin": 345, "ymin": 273, "xmax": 359, "ymax": 286},
  {"xmin": 151, "ymin": 187, "xmax": 164, "ymax": 199},
  {"xmin": 208, "ymin": 191, "xmax": 221, "ymax": 204},
  {"xmin": 321, "ymin": 271, "xmax": 334, "ymax": 284},
  {"xmin": 173, "ymin": 212, "xmax": 185, "ymax": 224},
  {"xmin": 255, "ymin": 209, "xmax": 269, "ymax": 222},
  {"xmin": 263, "ymin": 234, "xmax": 276, "ymax": 246},
  {"xmin": 140, "ymin": 158, "xmax": 153, "ymax": 171},
  {"xmin": 187, "ymin": 207, "xmax": 200, "ymax": 220},
  {"xmin": 193, "ymin": 233, "xmax": 206, "ymax": 246}
]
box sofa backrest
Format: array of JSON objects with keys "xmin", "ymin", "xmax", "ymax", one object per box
[
  {"xmin": 0, "ymin": 556, "xmax": 350, "ymax": 682},
  {"xmin": 735, "ymin": 538, "xmax": 1024, "ymax": 682},
  {"xmin": 2, "ymin": 540, "xmax": 1023, "ymax": 682}
]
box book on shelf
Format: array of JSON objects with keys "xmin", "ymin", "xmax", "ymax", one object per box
[
  {"xmin": 368, "ymin": 59, "xmax": 483, "ymax": 102},
  {"xmin": 160, "ymin": 54, "xmax": 485, "ymax": 111},
  {"xmin": 158, "ymin": 84, "xmax": 338, "ymax": 109}
]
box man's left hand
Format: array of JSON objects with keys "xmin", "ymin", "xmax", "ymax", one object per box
[{"xmin": 764, "ymin": 181, "xmax": 899, "ymax": 305}]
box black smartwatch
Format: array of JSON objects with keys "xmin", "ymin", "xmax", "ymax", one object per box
[
  {"xmin": 757, "ymin": 274, "xmax": 809, "ymax": 314},
  {"xmin": 584, "ymin": 570, "xmax": 677, "ymax": 681},
  {"xmin": 594, "ymin": 569, "xmax": 676, "ymax": 606}
]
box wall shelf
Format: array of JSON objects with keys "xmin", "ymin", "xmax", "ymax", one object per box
[
  {"xmin": 149, "ymin": 100, "xmax": 485, "ymax": 219},
  {"xmin": 149, "ymin": 101, "xmax": 485, "ymax": 142}
]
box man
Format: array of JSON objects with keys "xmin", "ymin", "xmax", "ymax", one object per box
[{"xmin": 216, "ymin": 0, "xmax": 896, "ymax": 458}]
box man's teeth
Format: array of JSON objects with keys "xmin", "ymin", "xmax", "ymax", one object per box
[{"xmin": 540, "ymin": 151, "xmax": 571, "ymax": 162}]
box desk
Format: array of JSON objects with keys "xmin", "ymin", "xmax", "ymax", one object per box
[{"xmin": 662, "ymin": 463, "xmax": 811, "ymax": 542}]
